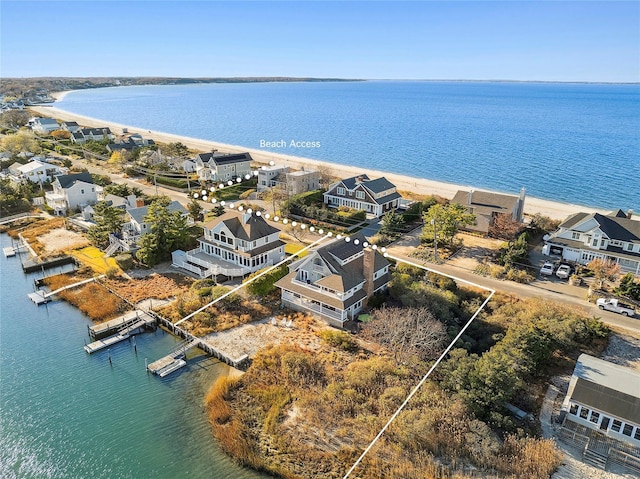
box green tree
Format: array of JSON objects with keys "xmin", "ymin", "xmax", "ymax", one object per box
[
  {"xmin": 615, "ymin": 273, "xmax": 640, "ymax": 301},
  {"xmin": 87, "ymin": 202, "xmax": 125, "ymax": 249},
  {"xmin": 136, "ymin": 197, "xmax": 190, "ymax": 266},
  {"xmin": 162, "ymin": 142, "xmax": 190, "ymax": 158},
  {"xmin": 422, "ymin": 203, "xmax": 476, "ymax": 246},
  {"xmin": 498, "ymin": 232, "xmax": 530, "ymax": 267},
  {"xmin": 379, "ymin": 210, "xmax": 405, "ymax": 238},
  {"xmin": 187, "ymin": 197, "xmax": 203, "ymax": 222},
  {"xmin": 244, "ymin": 264, "xmax": 289, "ymax": 297}
]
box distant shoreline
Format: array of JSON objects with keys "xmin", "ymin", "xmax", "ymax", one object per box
[{"xmin": 31, "ymin": 96, "xmax": 606, "ymax": 221}]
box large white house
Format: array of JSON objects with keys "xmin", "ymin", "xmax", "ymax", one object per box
[
  {"xmin": 275, "ymin": 235, "xmax": 390, "ymax": 327},
  {"xmin": 195, "ymin": 152, "xmax": 253, "ymax": 182},
  {"xmin": 323, "ymin": 174, "xmax": 401, "ymax": 218},
  {"xmin": 543, "ymin": 209, "xmax": 640, "ymax": 275},
  {"xmin": 9, "ymin": 160, "xmax": 65, "ymax": 184},
  {"xmin": 257, "ymin": 165, "xmax": 320, "ymax": 196},
  {"xmin": 30, "ymin": 117, "xmax": 60, "ymax": 134},
  {"xmin": 45, "ymin": 172, "xmax": 97, "ymax": 215},
  {"xmin": 559, "ymin": 354, "xmax": 640, "ymax": 471},
  {"xmin": 172, "ymin": 210, "xmax": 285, "ymax": 279}
]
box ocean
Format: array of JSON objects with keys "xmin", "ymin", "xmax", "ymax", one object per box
[
  {"xmin": 0, "ymin": 234, "xmax": 266, "ymax": 479},
  {"xmin": 55, "ymin": 81, "xmax": 640, "ymax": 213}
]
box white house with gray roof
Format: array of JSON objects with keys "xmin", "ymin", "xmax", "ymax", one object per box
[
  {"xmin": 31, "ymin": 117, "xmax": 60, "ymax": 134},
  {"xmin": 172, "ymin": 210, "xmax": 285, "ymax": 279},
  {"xmin": 195, "ymin": 152, "xmax": 253, "ymax": 182},
  {"xmin": 275, "ymin": 234, "xmax": 390, "ymax": 327},
  {"xmin": 559, "ymin": 354, "xmax": 640, "ymax": 471},
  {"xmin": 323, "ymin": 174, "xmax": 401, "ymax": 218},
  {"xmin": 45, "ymin": 172, "xmax": 97, "ymax": 215},
  {"xmin": 543, "ymin": 209, "xmax": 640, "ymax": 275},
  {"xmin": 9, "ymin": 159, "xmax": 65, "ymax": 184}
]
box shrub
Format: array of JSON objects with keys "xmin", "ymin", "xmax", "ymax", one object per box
[
  {"xmin": 105, "ymin": 267, "xmax": 120, "ymax": 279},
  {"xmin": 505, "ymin": 267, "xmax": 534, "ymax": 283},
  {"xmin": 114, "ymin": 253, "xmax": 133, "ymax": 270},
  {"xmin": 239, "ymin": 188, "xmax": 256, "ymax": 200},
  {"xmin": 244, "ymin": 264, "xmax": 289, "ymax": 297},
  {"xmin": 319, "ymin": 329, "xmax": 358, "ymax": 352}
]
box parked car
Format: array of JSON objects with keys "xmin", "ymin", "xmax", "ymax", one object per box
[
  {"xmin": 596, "ymin": 298, "xmax": 636, "ymax": 317},
  {"xmin": 540, "ymin": 262, "xmax": 555, "ymax": 276},
  {"xmin": 555, "ymin": 265, "xmax": 572, "ymax": 279}
]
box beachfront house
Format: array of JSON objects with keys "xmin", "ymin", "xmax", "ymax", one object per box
[
  {"xmin": 172, "ymin": 210, "xmax": 285, "ymax": 280},
  {"xmin": 323, "ymin": 174, "xmax": 401, "ymax": 218},
  {"xmin": 543, "ymin": 209, "xmax": 640, "ymax": 275},
  {"xmin": 194, "ymin": 152, "xmax": 253, "ymax": 182},
  {"xmin": 8, "ymin": 159, "xmax": 65, "ymax": 185},
  {"xmin": 257, "ymin": 165, "xmax": 320, "ymax": 195},
  {"xmin": 451, "ymin": 188, "xmax": 526, "ymax": 235},
  {"xmin": 60, "ymin": 121, "xmax": 80, "ymax": 133},
  {"xmin": 275, "ymin": 234, "xmax": 390, "ymax": 327},
  {"xmin": 31, "ymin": 117, "xmax": 60, "ymax": 134},
  {"xmin": 70, "ymin": 127, "xmax": 115, "ymax": 144},
  {"xmin": 559, "ymin": 354, "xmax": 640, "ymax": 471},
  {"xmin": 45, "ymin": 172, "xmax": 97, "ymax": 215}
]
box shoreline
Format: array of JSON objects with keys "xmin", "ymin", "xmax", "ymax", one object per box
[{"xmin": 33, "ymin": 94, "xmax": 605, "ymax": 221}]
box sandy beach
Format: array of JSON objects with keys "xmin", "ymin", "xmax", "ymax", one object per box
[{"xmin": 31, "ymin": 93, "xmax": 605, "ymax": 221}]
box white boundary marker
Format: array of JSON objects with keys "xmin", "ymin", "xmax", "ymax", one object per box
[{"xmin": 342, "ymin": 253, "xmax": 495, "ymax": 479}]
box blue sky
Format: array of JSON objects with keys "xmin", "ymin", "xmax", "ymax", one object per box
[{"xmin": 1, "ymin": 1, "xmax": 638, "ymax": 82}]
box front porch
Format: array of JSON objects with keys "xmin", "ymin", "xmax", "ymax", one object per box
[{"xmin": 281, "ymin": 290, "xmax": 347, "ymax": 327}]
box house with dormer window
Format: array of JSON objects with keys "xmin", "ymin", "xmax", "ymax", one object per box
[
  {"xmin": 275, "ymin": 234, "xmax": 390, "ymax": 327},
  {"xmin": 172, "ymin": 210, "xmax": 285, "ymax": 279},
  {"xmin": 194, "ymin": 152, "xmax": 253, "ymax": 182},
  {"xmin": 323, "ymin": 174, "xmax": 401, "ymax": 218},
  {"xmin": 45, "ymin": 172, "xmax": 97, "ymax": 215},
  {"xmin": 543, "ymin": 209, "xmax": 640, "ymax": 275}
]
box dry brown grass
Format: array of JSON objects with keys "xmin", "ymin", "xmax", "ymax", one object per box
[
  {"xmin": 104, "ymin": 273, "xmax": 191, "ymax": 304},
  {"xmin": 11, "ymin": 218, "xmax": 66, "ymax": 256}
]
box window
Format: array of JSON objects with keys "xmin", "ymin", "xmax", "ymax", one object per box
[
  {"xmin": 600, "ymin": 239, "xmax": 606, "ymax": 247},
  {"xmin": 572, "ymin": 232, "xmax": 580, "ymax": 240},
  {"xmin": 623, "ymin": 424, "xmax": 633, "ymax": 436},
  {"xmin": 337, "ymin": 187, "xmax": 345, "ymax": 196},
  {"xmin": 579, "ymin": 407, "xmax": 589, "ymax": 419},
  {"xmin": 634, "ymin": 428, "xmax": 640, "ymax": 441},
  {"xmin": 356, "ymin": 191, "xmax": 365, "ymax": 200},
  {"xmin": 81, "ymin": 189, "xmax": 85, "ymax": 194},
  {"xmin": 569, "ymin": 404, "xmax": 579, "ymax": 415},
  {"xmin": 589, "ymin": 411, "xmax": 600, "ymax": 423},
  {"xmin": 611, "ymin": 420, "xmax": 622, "ymax": 432},
  {"xmin": 592, "ymin": 239, "xmax": 598, "ymax": 247},
  {"xmin": 628, "ymin": 243, "xmax": 635, "ymax": 251}
]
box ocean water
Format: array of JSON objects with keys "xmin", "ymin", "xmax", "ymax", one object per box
[
  {"xmin": 0, "ymin": 234, "xmax": 266, "ymax": 479},
  {"xmin": 55, "ymin": 81, "xmax": 640, "ymax": 213}
]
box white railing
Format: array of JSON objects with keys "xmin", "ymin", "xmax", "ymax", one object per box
[{"xmin": 282, "ymin": 291, "xmax": 345, "ymax": 321}]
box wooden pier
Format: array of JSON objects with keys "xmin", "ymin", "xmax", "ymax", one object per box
[
  {"xmin": 28, "ymin": 290, "xmax": 50, "ymax": 304},
  {"xmin": 146, "ymin": 338, "xmax": 199, "ymax": 376},
  {"xmin": 84, "ymin": 315, "xmax": 154, "ymax": 354},
  {"xmin": 3, "ymin": 246, "xmax": 16, "ymax": 257},
  {"xmin": 88, "ymin": 310, "xmax": 156, "ymax": 340}
]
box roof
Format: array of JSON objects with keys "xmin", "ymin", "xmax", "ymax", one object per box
[
  {"xmin": 568, "ymin": 354, "xmax": 640, "ymax": 424},
  {"xmin": 558, "ymin": 212, "xmax": 590, "ymax": 230},
  {"xmin": 339, "ymin": 174, "xmax": 397, "ymax": 194},
  {"xmin": 35, "ymin": 118, "xmax": 58, "ymax": 125},
  {"xmin": 17, "ymin": 160, "xmax": 47, "ymax": 174},
  {"xmin": 62, "ymin": 121, "xmax": 78, "ymax": 126},
  {"xmin": 55, "ymin": 172, "xmax": 94, "ymax": 189},
  {"xmin": 557, "ymin": 211, "xmax": 640, "ymax": 243},
  {"xmin": 452, "ymin": 189, "xmax": 520, "ymax": 216},
  {"xmin": 127, "ymin": 200, "xmax": 187, "ymax": 224},
  {"xmin": 196, "ymin": 152, "xmax": 253, "ymax": 166},
  {"xmin": 203, "ymin": 211, "xmax": 280, "ymax": 242}
]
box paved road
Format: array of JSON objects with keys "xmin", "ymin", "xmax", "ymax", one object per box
[{"xmin": 386, "ymin": 231, "xmax": 640, "ymax": 333}]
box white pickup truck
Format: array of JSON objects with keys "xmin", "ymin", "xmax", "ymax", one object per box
[{"xmin": 596, "ymin": 298, "xmax": 636, "ymax": 317}]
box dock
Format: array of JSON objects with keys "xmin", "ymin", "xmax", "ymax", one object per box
[
  {"xmin": 3, "ymin": 246, "xmax": 15, "ymax": 257},
  {"xmin": 28, "ymin": 290, "xmax": 50, "ymax": 304},
  {"xmin": 84, "ymin": 316, "xmax": 152, "ymax": 354},
  {"xmin": 88, "ymin": 310, "xmax": 156, "ymax": 340},
  {"xmin": 147, "ymin": 338, "xmax": 199, "ymax": 376}
]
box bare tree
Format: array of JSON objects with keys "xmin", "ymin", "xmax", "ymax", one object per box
[
  {"xmin": 362, "ymin": 306, "xmax": 448, "ymax": 364},
  {"xmin": 316, "ymin": 164, "xmax": 336, "ymax": 190},
  {"xmin": 588, "ymin": 258, "xmax": 621, "ymax": 289}
]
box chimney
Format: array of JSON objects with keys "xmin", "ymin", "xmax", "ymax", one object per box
[
  {"xmin": 356, "ymin": 175, "xmax": 365, "ymax": 184},
  {"xmin": 468, "ymin": 189, "xmax": 474, "ymax": 205},
  {"xmin": 242, "ymin": 211, "xmax": 252, "ymax": 224},
  {"xmin": 628, "ymin": 209, "xmax": 634, "ymax": 220},
  {"xmin": 363, "ymin": 247, "xmax": 375, "ymax": 300},
  {"xmin": 126, "ymin": 194, "xmax": 137, "ymax": 209}
]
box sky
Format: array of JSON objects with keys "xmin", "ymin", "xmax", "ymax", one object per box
[{"xmin": 1, "ymin": 1, "xmax": 639, "ymax": 82}]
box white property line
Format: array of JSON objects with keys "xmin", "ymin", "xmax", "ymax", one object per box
[
  {"xmin": 342, "ymin": 253, "xmax": 495, "ymax": 479},
  {"xmin": 174, "ymin": 234, "xmax": 331, "ymax": 326}
]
